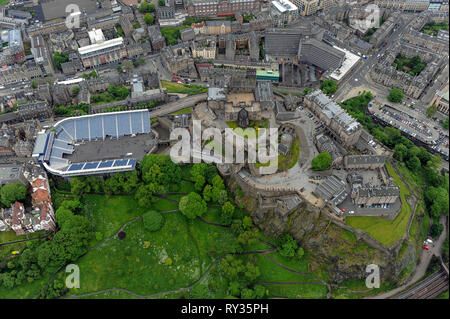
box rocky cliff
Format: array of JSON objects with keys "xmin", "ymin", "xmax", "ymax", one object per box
[{"xmin": 228, "ymin": 176, "xmax": 416, "ymax": 286}]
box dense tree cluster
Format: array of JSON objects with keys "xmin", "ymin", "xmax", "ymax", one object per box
[
  {"xmin": 276, "ymin": 234, "xmax": 304, "ymax": 260},
  {"xmin": 0, "ymin": 200, "xmax": 92, "ymax": 290},
  {"xmin": 340, "ymin": 92, "xmax": 448, "ymax": 238},
  {"xmin": 320, "ymin": 79, "xmax": 338, "ymax": 96},
  {"xmin": 392, "ymin": 54, "xmax": 427, "ymax": 76},
  {"xmin": 139, "ymin": 1, "xmax": 155, "ymax": 13},
  {"xmin": 53, "ymin": 52, "xmax": 69, "ymax": 70},
  {"xmin": 0, "ymin": 183, "xmax": 27, "ymax": 207}
]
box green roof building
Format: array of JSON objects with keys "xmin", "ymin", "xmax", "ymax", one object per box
[{"xmin": 256, "ymin": 69, "xmax": 279, "ymax": 82}]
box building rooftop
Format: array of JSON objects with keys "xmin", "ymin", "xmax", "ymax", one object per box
[
  {"xmin": 271, "ymin": 0, "xmax": 298, "ymax": 13},
  {"xmin": 78, "ymin": 37, "xmax": 124, "ymax": 56}
]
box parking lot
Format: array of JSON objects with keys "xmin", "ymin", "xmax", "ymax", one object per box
[{"xmin": 368, "ymin": 103, "xmax": 440, "ymax": 144}]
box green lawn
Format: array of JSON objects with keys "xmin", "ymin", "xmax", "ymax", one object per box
[
  {"xmin": 255, "ymin": 252, "xmax": 328, "ymax": 299},
  {"xmin": 169, "ymin": 107, "xmax": 192, "ymax": 115},
  {"xmin": 332, "ymin": 278, "xmax": 395, "ymax": 299},
  {"xmin": 278, "ymin": 138, "xmax": 300, "ymax": 171},
  {"xmin": 161, "ymin": 81, "xmax": 207, "ymax": 95},
  {"xmin": 346, "ymin": 162, "xmax": 412, "ymax": 247},
  {"xmin": 161, "ymin": 25, "xmax": 190, "ymax": 45},
  {"xmin": 81, "ymin": 195, "xmax": 144, "ymax": 242},
  {"xmin": 65, "ymin": 194, "xmax": 241, "ymax": 297}
]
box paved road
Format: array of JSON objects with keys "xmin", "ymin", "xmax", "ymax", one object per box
[
  {"xmin": 148, "ymin": 93, "xmax": 207, "ymax": 117},
  {"xmin": 368, "ymin": 215, "xmax": 448, "ymax": 299}
]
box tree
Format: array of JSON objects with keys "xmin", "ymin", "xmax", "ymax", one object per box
[
  {"xmin": 303, "ymin": 87, "xmax": 311, "ymax": 95},
  {"xmin": 179, "ymin": 192, "xmax": 207, "ymax": 219},
  {"xmin": 71, "ymin": 86, "xmax": 80, "ymax": 96},
  {"xmin": 143, "ymin": 210, "xmax": 164, "ymax": 232},
  {"xmin": 31, "ymin": 81, "xmax": 37, "ymax": 89},
  {"xmin": 276, "ymin": 234, "xmax": 298, "ymax": 258},
  {"xmin": 135, "ymin": 184, "xmax": 161, "ymax": 208},
  {"xmin": 144, "ymin": 13, "xmax": 154, "ymax": 25},
  {"xmin": 276, "ymin": 234, "xmax": 303, "ymax": 260},
  {"xmin": 311, "ymin": 152, "xmax": 332, "ymax": 171},
  {"xmin": 140, "ymin": 154, "xmax": 181, "ymax": 186},
  {"xmin": 221, "ymin": 201, "xmax": 235, "ymax": 225},
  {"xmin": 70, "ymin": 177, "xmax": 88, "ymax": 196},
  {"xmin": 406, "ymin": 155, "xmax": 421, "ymax": 171},
  {"xmin": 426, "ymin": 104, "xmax": 438, "ymax": 118},
  {"xmin": 393, "ymin": 144, "xmax": 408, "ymax": 162},
  {"xmin": 253, "ymin": 285, "xmax": 266, "ymax": 299},
  {"xmin": 203, "ymin": 184, "xmax": 213, "ymax": 202},
  {"xmin": 387, "ymin": 88, "xmax": 403, "ymax": 103},
  {"xmin": 158, "ymin": 0, "xmax": 166, "ymax": 6},
  {"xmin": 194, "ymin": 174, "xmax": 205, "ymax": 192},
  {"xmin": 213, "ymin": 189, "xmax": 228, "ymax": 205},
  {"xmin": 430, "ymin": 222, "xmax": 444, "ymax": 238},
  {"xmin": 236, "ymin": 228, "xmax": 259, "ymax": 247},
  {"xmin": 0, "ymin": 183, "xmax": 27, "ymax": 207},
  {"xmin": 191, "ymin": 284, "xmax": 209, "ymax": 299},
  {"xmin": 139, "ymin": 1, "xmax": 155, "ymax": 13},
  {"xmin": 55, "ymin": 207, "xmax": 74, "ymax": 227},
  {"xmin": 240, "ymin": 288, "xmax": 255, "ymax": 299},
  {"xmin": 320, "ymin": 79, "xmax": 338, "ymax": 96},
  {"xmin": 53, "ymin": 52, "xmax": 69, "ymax": 70}
]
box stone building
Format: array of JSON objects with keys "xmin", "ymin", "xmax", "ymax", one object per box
[
  {"xmin": 16, "ymin": 102, "xmax": 53, "ymax": 121},
  {"xmin": 374, "ymin": 0, "xmax": 430, "ymax": 12},
  {"xmin": 119, "ymin": 16, "xmax": 134, "ymax": 37},
  {"xmin": 270, "ymin": 0, "xmax": 299, "ymax": 28},
  {"xmin": 353, "ymin": 186, "xmax": 400, "ymax": 206},
  {"xmin": 148, "ymin": 25, "xmax": 166, "ymax": 51},
  {"xmin": 206, "ymin": 20, "xmax": 231, "ymax": 35},
  {"xmin": 292, "ymin": 0, "xmax": 335, "ymax": 16},
  {"xmin": 344, "ymin": 155, "xmax": 386, "ymax": 170},
  {"xmin": 191, "ymin": 38, "xmax": 216, "ymax": 60},
  {"xmin": 184, "ymin": 0, "xmax": 261, "ymax": 17},
  {"xmin": 305, "ymin": 90, "xmax": 362, "ymax": 147},
  {"xmin": 180, "ymin": 28, "xmax": 195, "ymax": 42},
  {"xmin": 370, "ymin": 42, "xmax": 445, "ymax": 99},
  {"xmin": 160, "ymin": 43, "xmax": 196, "ymax": 76}
]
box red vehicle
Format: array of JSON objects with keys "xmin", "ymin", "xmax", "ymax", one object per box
[{"xmin": 423, "ymin": 245, "xmax": 429, "ymax": 250}]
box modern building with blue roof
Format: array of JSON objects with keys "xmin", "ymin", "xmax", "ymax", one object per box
[{"xmin": 33, "ymin": 110, "xmax": 153, "ymax": 177}]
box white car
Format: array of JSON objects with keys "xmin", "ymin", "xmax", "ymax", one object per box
[{"xmin": 348, "ymin": 211, "xmax": 355, "ymax": 214}]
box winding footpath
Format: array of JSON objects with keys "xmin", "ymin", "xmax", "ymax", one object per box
[{"xmin": 59, "ymin": 197, "xmax": 327, "ymax": 299}]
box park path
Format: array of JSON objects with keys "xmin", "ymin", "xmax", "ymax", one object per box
[{"xmin": 61, "ymin": 205, "xmax": 328, "ymax": 299}]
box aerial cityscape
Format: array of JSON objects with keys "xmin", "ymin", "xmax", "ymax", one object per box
[{"xmin": 0, "ymin": 0, "xmax": 448, "ymax": 303}]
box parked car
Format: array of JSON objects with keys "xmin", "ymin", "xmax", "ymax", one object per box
[{"xmin": 423, "ymin": 245, "xmax": 430, "ymax": 250}]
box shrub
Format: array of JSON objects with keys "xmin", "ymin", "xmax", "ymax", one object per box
[{"xmin": 143, "ymin": 210, "xmax": 164, "ymax": 232}]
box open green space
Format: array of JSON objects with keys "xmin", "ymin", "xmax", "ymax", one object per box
[
  {"xmin": 392, "ymin": 54, "xmax": 427, "ymax": 77},
  {"xmin": 421, "ymin": 21, "xmax": 449, "ymax": 36},
  {"xmin": 160, "ymin": 25, "xmax": 190, "ymax": 45},
  {"xmin": 346, "ymin": 162, "xmax": 412, "ymax": 247},
  {"xmin": 161, "ymin": 81, "xmax": 207, "ymax": 95},
  {"xmin": 169, "ymin": 107, "xmax": 192, "ymax": 115}
]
